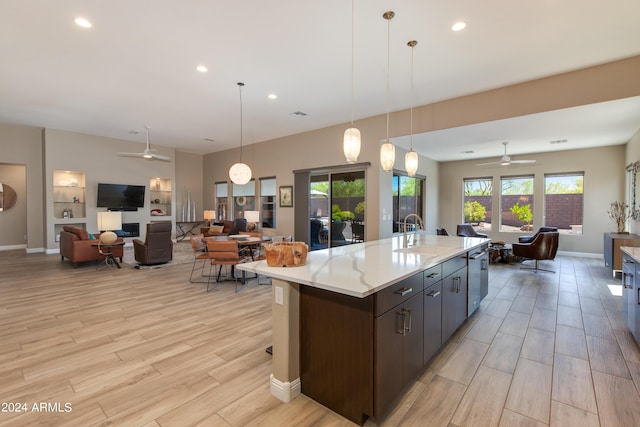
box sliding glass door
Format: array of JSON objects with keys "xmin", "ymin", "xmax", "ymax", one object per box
[{"xmin": 309, "ymin": 170, "xmax": 365, "ymax": 250}]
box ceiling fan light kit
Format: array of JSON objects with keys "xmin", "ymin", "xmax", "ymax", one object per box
[{"xmin": 117, "ymin": 126, "xmax": 171, "ymax": 162}]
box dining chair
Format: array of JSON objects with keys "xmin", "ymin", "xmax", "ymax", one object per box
[
  {"xmin": 189, "ymin": 234, "xmax": 213, "ymax": 283},
  {"xmin": 206, "ymin": 240, "xmax": 247, "ymax": 292}
]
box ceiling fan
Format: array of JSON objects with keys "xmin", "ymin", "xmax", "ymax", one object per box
[
  {"xmin": 117, "ymin": 126, "xmax": 171, "ymax": 162},
  {"xmin": 476, "ymin": 141, "xmax": 536, "ymax": 166}
]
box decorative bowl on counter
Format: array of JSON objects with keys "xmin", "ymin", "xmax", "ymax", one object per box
[{"xmin": 264, "ymin": 241, "xmax": 308, "ymax": 267}]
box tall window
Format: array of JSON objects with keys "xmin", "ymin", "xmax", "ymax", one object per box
[
  {"xmin": 232, "ymin": 180, "xmax": 255, "ymax": 219},
  {"xmin": 545, "ymin": 173, "xmax": 583, "ymax": 234},
  {"xmin": 260, "ymin": 177, "xmax": 276, "ymax": 228},
  {"xmin": 500, "ymin": 176, "xmax": 534, "ymax": 232},
  {"xmin": 463, "ymin": 177, "xmax": 492, "ymax": 233},
  {"xmin": 215, "ymin": 182, "xmax": 228, "ymax": 220},
  {"xmin": 393, "ymin": 172, "xmax": 424, "ymax": 233}
]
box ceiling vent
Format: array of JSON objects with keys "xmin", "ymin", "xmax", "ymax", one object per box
[
  {"xmin": 290, "ymin": 111, "xmax": 308, "ymax": 117},
  {"xmin": 550, "ymin": 139, "xmax": 568, "ymax": 145}
]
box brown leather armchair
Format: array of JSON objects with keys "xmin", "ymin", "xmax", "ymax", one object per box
[
  {"xmin": 133, "ymin": 221, "xmax": 173, "ymax": 265},
  {"xmin": 512, "ymin": 231, "xmax": 559, "ymax": 273},
  {"xmin": 518, "ymin": 226, "xmax": 558, "ymax": 243},
  {"xmin": 456, "ymin": 224, "xmax": 488, "ymax": 238}
]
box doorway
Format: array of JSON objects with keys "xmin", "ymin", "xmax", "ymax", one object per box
[{"xmin": 309, "ymin": 170, "xmax": 365, "ymax": 250}]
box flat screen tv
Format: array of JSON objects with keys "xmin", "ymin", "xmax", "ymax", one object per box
[{"xmin": 97, "ymin": 183, "xmax": 145, "ymax": 210}]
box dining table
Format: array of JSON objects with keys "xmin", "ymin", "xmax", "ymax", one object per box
[{"xmin": 202, "ymin": 235, "xmax": 266, "ymax": 261}]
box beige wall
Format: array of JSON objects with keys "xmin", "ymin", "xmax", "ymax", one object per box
[
  {"xmin": 0, "ymin": 123, "xmax": 44, "ymax": 251},
  {"xmin": 175, "ymin": 150, "xmax": 204, "ymax": 222},
  {"xmin": 626, "ymin": 128, "xmax": 640, "ymax": 234},
  {"xmin": 439, "ymin": 145, "xmax": 626, "ymax": 255},
  {"xmin": 0, "ymin": 163, "xmax": 27, "ymax": 247},
  {"xmin": 203, "ymin": 56, "xmax": 640, "ymax": 245}
]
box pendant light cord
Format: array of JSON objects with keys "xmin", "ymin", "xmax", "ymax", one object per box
[
  {"xmin": 350, "ymin": 0, "xmax": 355, "ymax": 126},
  {"xmin": 238, "ymin": 82, "xmax": 245, "ymax": 162},
  {"xmin": 385, "ymin": 14, "xmax": 391, "ymax": 142},
  {"xmin": 409, "ymin": 41, "xmax": 416, "ymax": 150}
]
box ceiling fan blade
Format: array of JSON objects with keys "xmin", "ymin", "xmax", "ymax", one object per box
[
  {"xmin": 476, "ymin": 161, "xmax": 500, "ymax": 166},
  {"xmin": 117, "ymin": 152, "xmax": 144, "ymax": 158},
  {"xmin": 151, "ymin": 154, "xmax": 171, "ymax": 162},
  {"xmin": 510, "ymin": 159, "xmax": 536, "ymax": 164}
]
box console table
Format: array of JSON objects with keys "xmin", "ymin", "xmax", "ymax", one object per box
[
  {"xmin": 604, "ymin": 232, "xmax": 640, "ymax": 276},
  {"xmin": 176, "ymin": 221, "xmax": 204, "ymax": 241}
]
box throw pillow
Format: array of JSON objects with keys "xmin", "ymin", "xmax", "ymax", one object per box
[{"xmin": 209, "ymin": 225, "xmax": 224, "ymax": 233}]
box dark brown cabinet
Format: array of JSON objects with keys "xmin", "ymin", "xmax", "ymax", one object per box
[
  {"xmin": 423, "ymin": 281, "xmax": 443, "ymax": 363},
  {"xmin": 442, "ymin": 255, "xmax": 468, "ymax": 343},
  {"xmin": 299, "ymin": 248, "xmax": 485, "ymax": 425},
  {"xmin": 622, "ymin": 253, "xmax": 640, "ymax": 342},
  {"xmin": 374, "ymin": 292, "xmax": 423, "ymax": 415}
]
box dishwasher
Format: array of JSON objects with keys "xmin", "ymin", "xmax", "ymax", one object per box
[{"xmin": 468, "ymin": 244, "xmax": 489, "ymax": 316}]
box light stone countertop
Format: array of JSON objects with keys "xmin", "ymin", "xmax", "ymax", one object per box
[
  {"xmin": 237, "ymin": 233, "xmax": 490, "ymax": 298},
  {"xmin": 621, "ymin": 246, "xmax": 640, "ymax": 261}
]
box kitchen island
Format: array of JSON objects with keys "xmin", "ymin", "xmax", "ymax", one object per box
[{"xmin": 238, "ymin": 234, "xmax": 490, "ymax": 425}]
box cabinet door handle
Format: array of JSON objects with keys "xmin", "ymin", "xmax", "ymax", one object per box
[
  {"xmin": 624, "ymin": 272, "xmax": 634, "ymax": 289},
  {"xmin": 399, "ymin": 308, "xmax": 412, "ymax": 333},
  {"xmin": 395, "ymin": 287, "xmax": 413, "ymax": 296},
  {"xmin": 470, "ymin": 250, "xmax": 488, "ymax": 259},
  {"xmin": 427, "ymin": 290, "xmax": 441, "ymax": 298},
  {"xmin": 426, "ymin": 272, "xmax": 440, "ymax": 279},
  {"xmin": 453, "ymin": 277, "xmax": 461, "ymax": 293},
  {"xmin": 397, "ymin": 311, "xmax": 406, "ymax": 336}
]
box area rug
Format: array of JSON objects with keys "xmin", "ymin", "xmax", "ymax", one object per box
[{"xmin": 122, "ymin": 240, "xmax": 194, "ymax": 269}]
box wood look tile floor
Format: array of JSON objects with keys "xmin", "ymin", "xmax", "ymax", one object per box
[{"xmin": 2, "ymin": 250, "xmax": 640, "ymax": 426}]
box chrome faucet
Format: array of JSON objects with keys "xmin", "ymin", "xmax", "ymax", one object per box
[{"xmin": 403, "ymin": 213, "xmax": 424, "ymax": 248}]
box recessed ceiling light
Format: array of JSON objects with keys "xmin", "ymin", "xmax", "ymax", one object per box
[
  {"xmin": 451, "ymin": 22, "xmax": 466, "ymax": 31},
  {"xmin": 74, "ymin": 17, "xmax": 92, "ymax": 28},
  {"xmin": 268, "ymin": 93, "xmax": 277, "ymax": 100},
  {"xmin": 196, "ymin": 65, "xmax": 208, "ymax": 73}
]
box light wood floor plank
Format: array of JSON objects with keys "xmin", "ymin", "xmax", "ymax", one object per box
[
  {"xmin": 552, "ymin": 353, "xmax": 597, "ymax": 413},
  {"xmin": 505, "ymin": 358, "xmax": 553, "ymax": 423},
  {"xmin": 3, "ymin": 250, "xmax": 640, "ymax": 426}
]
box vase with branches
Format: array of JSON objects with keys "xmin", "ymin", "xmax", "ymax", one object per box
[{"xmin": 607, "ymin": 201, "xmax": 632, "ymax": 233}]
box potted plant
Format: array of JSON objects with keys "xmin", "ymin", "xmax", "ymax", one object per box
[{"xmin": 607, "ymin": 201, "xmax": 631, "ymax": 233}]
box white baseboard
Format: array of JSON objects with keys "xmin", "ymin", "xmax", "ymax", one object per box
[
  {"xmin": 0, "ymin": 244, "xmax": 27, "ymax": 251},
  {"xmin": 46, "ymin": 248, "xmax": 60, "ymax": 255},
  {"xmin": 26, "ymin": 247, "xmax": 45, "ymax": 254},
  {"xmin": 270, "ymin": 374, "xmax": 301, "ymax": 403},
  {"xmin": 557, "ymin": 251, "xmax": 603, "ymax": 259}
]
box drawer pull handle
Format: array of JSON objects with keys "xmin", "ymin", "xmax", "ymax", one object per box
[
  {"xmin": 395, "ymin": 287, "xmax": 413, "ymax": 296},
  {"xmin": 470, "ymin": 250, "xmax": 488, "ymax": 259},
  {"xmin": 426, "ymin": 272, "xmax": 440, "ymax": 279},
  {"xmin": 428, "ymin": 290, "xmax": 441, "ymax": 298}
]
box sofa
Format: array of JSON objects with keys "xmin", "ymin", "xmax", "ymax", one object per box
[
  {"xmin": 60, "ymin": 225, "xmax": 124, "ymax": 267},
  {"xmin": 201, "ymin": 219, "xmax": 248, "ymax": 237}
]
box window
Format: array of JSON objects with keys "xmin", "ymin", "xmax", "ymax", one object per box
[
  {"xmin": 463, "ymin": 178, "xmax": 492, "ymax": 233},
  {"xmin": 500, "ymin": 176, "xmax": 534, "ymax": 232},
  {"xmin": 392, "ymin": 172, "xmax": 424, "ymax": 233},
  {"xmin": 545, "ymin": 173, "xmax": 583, "ymax": 234},
  {"xmin": 260, "ymin": 177, "xmax": 276, "ymax": 228},
  {"xmin": 215, "ymin": 182, "xmax": 228, "ymax": 220},
  {"xmin": 232, "ymin": 180, "xmax": 256, "ymax": 219}
]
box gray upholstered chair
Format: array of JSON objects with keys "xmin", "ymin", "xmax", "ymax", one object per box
[
  {"xmin": 133, "ymin": 221, "xmax": 173, "ymax": 265},
  {"xmin": 518, "ymin": 226, "xmax": 558, "ymax": 243},
  {"xmin": 456, "ymin": 223, "xmax": 488, "ymax": 238},
  {"xmin": 512, "ymin": 231, "xmax": 559, "ymax": 273}
]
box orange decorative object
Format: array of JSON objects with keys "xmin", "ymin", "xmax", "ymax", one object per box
[{"xmin": 264, "ymin": 242, "xmax": 308, "ymax": 267}]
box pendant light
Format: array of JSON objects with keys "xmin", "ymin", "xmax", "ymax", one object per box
[
  {"xmin": 229, "ymin": 82, "xmax": 252, "ymax": 185},
  {"xmin": 380, "ymin": 11, "xmax": 395, "ymax": 172},
  {"xmin": 405, "ymin": 40, "xmax": 419, "ymax": 177},
  {"xmin": 343, "ymin": 0, "xmax": 361, "ymax": 164}
]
